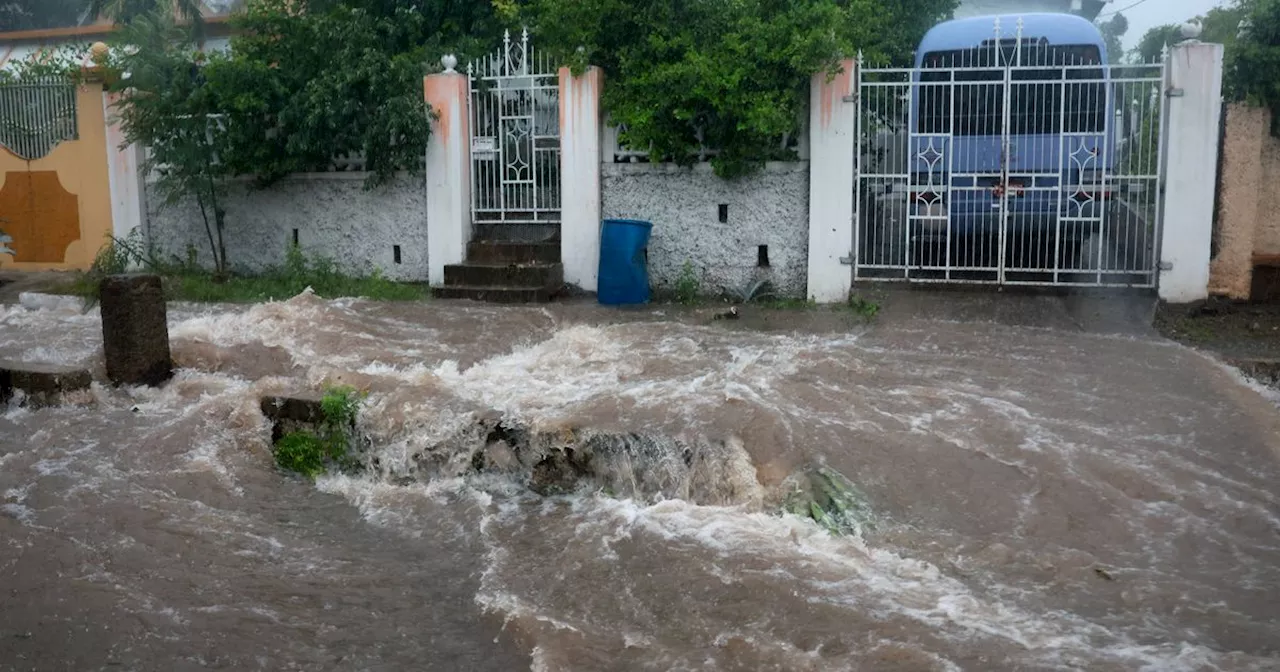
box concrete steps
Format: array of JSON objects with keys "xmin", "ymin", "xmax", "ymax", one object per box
[{"xmin": 432, "ymin": 239, "xmax": 563, "ymax": 303}]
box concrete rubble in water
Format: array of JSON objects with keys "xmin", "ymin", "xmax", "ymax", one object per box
[{"xmin": 261, "ymin": 396, "xmax": 874, "ymax": 534}]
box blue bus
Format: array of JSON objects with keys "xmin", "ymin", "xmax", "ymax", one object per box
[{"xmin": 906, "ymin": 13, "xmax": 1114, "ymax": 248}]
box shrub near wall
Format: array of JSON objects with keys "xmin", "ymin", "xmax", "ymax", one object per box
[
  {"xmin": 146, "ymin": 173, "xmax": 428, "ymax": 281},
  {"xmin": 602, "ymin": 163, "xmax": 809, "ymax": 299}
]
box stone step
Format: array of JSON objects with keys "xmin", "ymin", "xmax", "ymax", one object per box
[
  {"xmin": 0, "ymin": 360, "xmax": 93, "ymax": 408},
  {"xmin": 432, "ymin": 285, "xmax": 557, "ymax": 304},
  {"xmin": 443, "ymin": 262, "xmax": 563, "ymax": 288},
  {"xmin": 472, "ymin": 223, "xmax": 561, "ymax": 243},
  {"xmin": 467, "ymin": 241, "xmax": 560, "ymax": 265}
]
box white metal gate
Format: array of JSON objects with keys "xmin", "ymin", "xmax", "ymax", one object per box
[
  {"xmin": 469, "ymin": 29, "xmax": 561, "ymax": 226},
  {"xmin": 855, "ymin": 21, "xmax": 1167, "ymax": 287}
]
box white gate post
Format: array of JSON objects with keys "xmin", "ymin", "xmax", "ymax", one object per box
[
  {"xmin": 425, "ymin": 58, "xmax": 472, "ymax": 286},
  {"xmin": 103, "ymin": 90, "xmax": 146, "ymax": 254},
  {"xmin": 559, "ymin": 66, "xmax": 604, "ymax": 292},
  {"xmin": 806, "ymin": 59, "xmax": 857, "ymax": 303},
  {"xmin": 1159, "ymin": 41, "xmax": 1224, "ymax": 303}
]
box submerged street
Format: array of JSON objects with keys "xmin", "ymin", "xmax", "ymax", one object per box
[{"xmin": 2, "ymin": 290, "xmax": 1279, "ymax": 671}]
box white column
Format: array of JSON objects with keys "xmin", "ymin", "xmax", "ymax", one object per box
[
  {"xmin": 1159, "ymin": 41, "xmax": 1224, "ymax": 303},
  {"xmin": 806, "ymin": 59, "xmax": 857, "ymax": 303},
  {"xmin": 424, "ymin": 66, "xmax": 472, "ymax": 285},
  {"xmin": 103, "ymin": 91, "xmax": 145, "ymax": 249},
  {"xmin": 558, "ymin": 67, "xmax": 604, "ymax": 292}
]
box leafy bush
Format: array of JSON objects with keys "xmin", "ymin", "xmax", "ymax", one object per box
[
  {"xmin": 203, "ymin": 0, "xmax": 510, "ymax": 186},
  {"xmin": 846, "ymin": 294, "xmax": 879, "ymax": 320},
  {"xmin": 674, "ymin": 261, "xmax": 701, "ymax": 305}
]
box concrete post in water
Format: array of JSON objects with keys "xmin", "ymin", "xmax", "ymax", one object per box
[{"xmin": 100, "ymin": 274, "xmax": 172, "ymax": 386}]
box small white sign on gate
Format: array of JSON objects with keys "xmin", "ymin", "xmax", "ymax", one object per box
[{"xmin": 472, "ymin": 136, "xmax": 496, "ymax": 159}]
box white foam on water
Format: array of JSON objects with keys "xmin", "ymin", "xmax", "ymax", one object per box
[
  {"xmin": 169, "ymin": 290, "xmax": 346, "ymax": 363},
  {"xmin": 1216, "ymin": 359, "xmax": 1280, "ymax": 407},
  {"xmin": 473, "ymin": 492, "xmax": 1242, "ymax": 670},
  {"xmin": 1, "ymin": 484, "xmax": 35, "ymax": 525},
  {"xmin": 424, "ymin": 323, "xmax": 847, "ymax": 427},
  {"xmin": 16, "ymin": 292, "xmax": 87, "ymax": 314}
]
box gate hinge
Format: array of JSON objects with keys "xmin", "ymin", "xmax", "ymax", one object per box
[
  {"xmin": 1158, "ymin": 261, "xmax": 1174, "ymax": 271},
  {"xmin": 842, "ymin": 94, "xmax": 858, "ymax": 103},
  {"xmin": 839, "ymin": 254, "xmax": 855, "ymax": 265},
  {"xmin": 1166, "ymin": 87, "xmax": 1185, "ymax": 98}
]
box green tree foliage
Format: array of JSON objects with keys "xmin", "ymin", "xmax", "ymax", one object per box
[
  {"xmin": 1133, "ymin": 24, "xmax": 1180, "ymax": 63},
  {"xmin": 0, "ymin": 0, "xmax": 85, "ymax": 32},
  {"xmin": 1233, "ymin": 0, "xmax": 1280, "ymax": 130},
  {"xmin": 109, "ymin": 10, "xmax": 234, "ymax": 274},
  {"xmin": 1134, "ymin": 1, "xmax": 1279, "ymax": 133},
  {"xmin": 1097, "ymin": 12, "xmax": 1128, "ymax": 64},
  {"xmin": 204, "ymin": 0, "xmax": 507, "ymax": 185},
  {"xmin": 525, "ymin": 0, "xmax": 956, "ymax": 178},
  {"xmin": 1133, "ymin": 4, "xmax": 1247, "ymax": 63}
]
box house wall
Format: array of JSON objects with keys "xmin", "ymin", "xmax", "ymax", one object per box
[
  {"xmin": 1209, "ymin": 103, "xmax": 1280, "ymax": 301},
  {"xmin": 1257, "ymin": 131, "xmax": 1280, "ymax": 258},
  {"xmin": 146, "ymin": 173, "xmax": 429, "ymax": 281},
  {"xmin": 600, "ymin": 162, "xmax": 810, "ymax": 298},
  {"xmin": 0, "ymin": 80, "xmax": 114, "ymax": 271}
]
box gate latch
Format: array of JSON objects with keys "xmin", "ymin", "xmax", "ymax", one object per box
[
  {"xmin": 1158, "ymin": 261, "xmax": 1174, "ymax": 271},
  {"xmin": 1166, "ymin": 87, "xmax": 1185, "ymax": 98},
  {"xmin": 840, "ymin": 254, "xmax": 854, "ymax": 266}
]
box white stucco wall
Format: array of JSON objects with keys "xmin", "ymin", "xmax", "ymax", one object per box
[
  {"xmin": 600, "ymin": 162, "xmax": 810, "ymax": 298},
  {"xmin": 147, "ymin": 173, "xmax": 428, "ymax": 280}
]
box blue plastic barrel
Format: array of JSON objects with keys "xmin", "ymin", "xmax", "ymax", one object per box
[{"xmin": 597, "ymin": 219, "xmax": 653, "ymax": 305}]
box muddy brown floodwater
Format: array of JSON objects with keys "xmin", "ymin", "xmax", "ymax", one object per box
[{"xmin": 2, "ymin": 290, "xmax": 1280, "ymax": 671}]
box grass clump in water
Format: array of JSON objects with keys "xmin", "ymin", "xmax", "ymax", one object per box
[
  {"xmin": 58, "ymin": 234, "xmax": 426, "ymax": 304},
  {"xmin": 846, "ymin": 294, "xmax": 880, "ymax": 320},
  {"xmin": 781, "ymin": 466, "xmax": 875, "ymax": 536},
  {"xmin": 273, "ymin": 386, "xmax": 366, "ymax": 478},
  {"xmin": 673, "ymin": 261, "xmax": 701, "ymax": 305}
]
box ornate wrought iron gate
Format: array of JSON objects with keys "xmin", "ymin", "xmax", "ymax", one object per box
[
  {"xmin": 468, "ymin": 30, "xmax": 561, "ymax": 227},
  {"xmin": 0, "ymin": 78, "xmax": 78, "ymax": 160},
  {"xmin": 855, "ymin": 20, "xmax": 1167, "ymax": 287}
]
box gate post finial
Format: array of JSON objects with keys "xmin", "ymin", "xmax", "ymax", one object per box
[
  {"xmin": 993, "ymin": 16, "xmax": 1002, "ymax": 39},
  {"xmin": 441, "ymin": 54, "xmax": 457, "ymax": 74}
]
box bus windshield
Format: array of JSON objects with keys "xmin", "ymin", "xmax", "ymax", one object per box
[{"xmin": 916, "ymin": 43, "xmax": 1106, "ymax": 136}]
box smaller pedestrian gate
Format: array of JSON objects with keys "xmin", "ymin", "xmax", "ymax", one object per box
[
  {"xmin": 468, "ymin": 30, "xmax": 561, "ymax": 227},
  {"xmin": 854, "ymin": 22, "xmax": 1168, "ymax": 287}
]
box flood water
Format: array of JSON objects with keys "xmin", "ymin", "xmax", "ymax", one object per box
[{"xmin": 2, "ymin": 291, "xmax": 1280, "ymax": 671}]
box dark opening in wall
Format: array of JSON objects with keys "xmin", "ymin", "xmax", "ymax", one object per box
[
  {"xmin": 718, "ymin": 204, "xmax": 729, "ymax": 223},
  {"xmin": 393, "ymin": 245, "xmax": 402, "ymax": 265},
  {"xmin": 757, "ymin": 245, "xmax": 770, "ymax": 268},
  {"xmin": 292, "ymin": 229, "xmax": 299, "ymax": 246}
]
